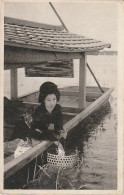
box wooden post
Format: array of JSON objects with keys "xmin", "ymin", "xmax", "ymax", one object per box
[
  {"xmin": 10, "ymin": 68, "xmax": 18, "ymax": 100},
  {"xmin": 79, "ymin": 54, "xmax": 87, "ymax": 109}
]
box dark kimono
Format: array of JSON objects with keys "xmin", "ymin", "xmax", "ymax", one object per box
[{"xmin": 30, "ymin": 103, "xmax": 63, "ymax": 141}]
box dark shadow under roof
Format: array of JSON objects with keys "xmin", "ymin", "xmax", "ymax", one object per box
[{"xmin": 4, "ymin": 17, "xmax": 111, "ymax": 53}]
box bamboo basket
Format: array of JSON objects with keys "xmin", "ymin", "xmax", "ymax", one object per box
[{"xmin": 47, "ymin": 151, "xmax": 78, "ymax": 169}]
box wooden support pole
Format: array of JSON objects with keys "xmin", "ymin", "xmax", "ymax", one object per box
[
  {"xmin": 10, "ymin": 68, "xmax": 18, "ymax": 100},
  {"xmin": 79, "ymin": 54, "xmax": 87, "ymax": 109}
]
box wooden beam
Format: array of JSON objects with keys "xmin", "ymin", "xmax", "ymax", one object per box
[
  {"xmin": 85, "ymin": 51, "xmax": 99, "ymax": 55},
  {"xmin": 85, "ymin": 50, "xmax": 118, "ymax": 56},
  {"xmin": 60, "ymin": 90, "xmax": 78, "ymax": 96},
  {"xmin": 79, "ymin": 54, "xmax": 87, "ymax": 109},
  {"xmin": 10, "ymin": 68, "xmax": 18, "ymax": 100},
  {"xmin": 4, "ymin": 46, "xmax": 82, "ymax": 70},
  {"xmin": 97, "ymin": 50, "xmax": 118, "ymax": 56}
]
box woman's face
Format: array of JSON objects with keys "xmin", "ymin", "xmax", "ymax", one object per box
[{"xmin": 44, "ymin": 94, "xmax": 57, "ymax": 113}]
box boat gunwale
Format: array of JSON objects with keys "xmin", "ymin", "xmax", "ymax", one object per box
[{"xmin": 17, "ymin": 86, "xmax": 108, "ymax": 101}]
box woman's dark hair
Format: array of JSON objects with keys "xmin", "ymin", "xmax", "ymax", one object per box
[{"xmin": 38, "ymin": 81, "xmax": 60, "ymax": 103}]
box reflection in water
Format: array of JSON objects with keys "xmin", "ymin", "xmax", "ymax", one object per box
[{"xmin": 65, "ymin": 98, "xmax": 117, "ymax": 190}]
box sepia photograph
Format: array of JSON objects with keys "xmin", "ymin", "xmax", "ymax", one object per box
[{"xmin": 1, "ymin": 1, "xmax": 123, "ymax": 194}]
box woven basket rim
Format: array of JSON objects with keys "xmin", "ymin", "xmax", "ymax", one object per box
[{"xmin": 47, "ymin": 151, "xmax": 78, "ymax": 158}]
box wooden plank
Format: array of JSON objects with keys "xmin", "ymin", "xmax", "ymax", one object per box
[
  {"xmin": 79, "ymin": 54, "xmax": 86, "ymax": 109},
  {"xmin": 60, "ymin": 90, "xmax": 78, "ymax": 96},
  {"xmin": 10, "ymin": 68, "xmax": 18, "ymax": 100},
  {"xmin": 64, "ymin": 88, "xmax": 114, "ymax": 133},
  {"xmin": 60, "ymin": 90, "xmax": 105, "ymax": 98},
  {"xmin": 4, "ymin": 141, "xmax": 52, "ymax": 179},
  {"xmin": 85, "ymin": 50, "xmax": 117, "ymax": 56},
  {"xmin": 4, "ymin": 46, "xmax": 82, "ymax": 70},
  {"xmin": 98, "ymin": 50, "xmax": 117, "ymax": 56},
  {"xmin": 85, "ymin": 51, "xmax": 99, "ymax": 55},
  {"xmin": 4, "ymin": 155, "xmax": 14, "ymax": 164}
]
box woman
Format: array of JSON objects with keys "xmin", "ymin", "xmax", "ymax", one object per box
[{"xmin": 30, "ymin": 81, "xmax": 67, "ymax": 145}]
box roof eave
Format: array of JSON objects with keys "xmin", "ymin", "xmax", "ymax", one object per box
[{"xmin": 4, "ymin": 41, "xmax": 111, "ymax": 53}]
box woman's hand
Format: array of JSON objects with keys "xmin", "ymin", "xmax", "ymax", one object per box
[{"xmin": 60, "ymin": 130, "xmax": 67, "ymax": 139}]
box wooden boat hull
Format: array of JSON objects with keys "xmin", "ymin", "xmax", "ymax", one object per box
[{"xmin": 4, "ymin": 86, "xmax": 114, "ymax": 179}]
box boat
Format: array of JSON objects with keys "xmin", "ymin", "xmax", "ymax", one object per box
[{"xmin": 4, "ymin": 16, "xmax": 113, "ymax": 179}]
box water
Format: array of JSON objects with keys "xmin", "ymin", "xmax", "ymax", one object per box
[
  {"xmin": 4, "ymin": 55, "xmax": 117, "ymax": 189},
  {"xmin": 70, "ymin": 55, "xmax": 117, "ymax": 190},
  {"xmin": 70, "ymin": 101, "xmax": 117, "ymax": 190}
]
